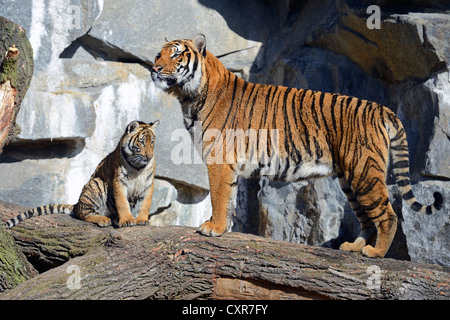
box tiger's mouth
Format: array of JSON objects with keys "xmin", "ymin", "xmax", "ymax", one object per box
[
  {"xmin": 127, "ymin": 154, "xmax": 151, "ymax": 169},
  {"xmin": 151, "ymin": 70, "xmax": 178, "ymax": 90}
]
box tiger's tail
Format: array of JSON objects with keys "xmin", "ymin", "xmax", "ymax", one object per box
[
  {"xmin": 4, "ymin": 204, "xmax": 74, "ymax": 229},
  {"xmin": 386, "ymin": 112, "xmax": 443, "ymax": 214}
]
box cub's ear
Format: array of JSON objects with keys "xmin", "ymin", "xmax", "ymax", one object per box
[
  {"xmin": 150, "ymin": 120, "xmax": 160, "ymax": 128},
  {"xmin": 193, "ymin": 34, "xmax": 206, "ymax": 57},
  {"xmin": 126, "ymin": 120, "xmax": 140, "ymax": 133}
]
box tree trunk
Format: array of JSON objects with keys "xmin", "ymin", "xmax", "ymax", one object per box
[
  {"xmin": 0, "ymin": 202, "xmax": 37, "ymax": 291},
  {"xmin": 0, "ymin": 202, "xmax": 448, "ymax": 300},
  {"xmin": 0, "ymin": 17, "xmax": 34, "ymax": 154}
]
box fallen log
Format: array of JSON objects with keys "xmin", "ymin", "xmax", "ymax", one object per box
[
  {"xmin": 0, "ymin": 202, "xmax": 449, "ymax": 300},
  {"xmin": 0, "ymin": 222, "xmax": 36, "ymax": 292}
]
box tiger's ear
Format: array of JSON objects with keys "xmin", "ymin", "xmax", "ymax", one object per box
[
  {"xmin": 126, "ymin": 120, "xmax": 140, "ymax": 133},
  {"xmin": 193, "ymin": 34, "xmax": 206, "ymax": 57},
  {"xmin": 150, "ymin": 120, "xmax": 160, "ymax": 128},
  {"xmin": 164, "ymin": 37, "xmax": 169, "ymax": 43}
]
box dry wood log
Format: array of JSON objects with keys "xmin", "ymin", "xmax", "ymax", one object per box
[
  {"xmin": 0, "ymin": 17, "xmax": 34, "ymax": 154},
  {"xmin": 0, "ymin": 203, "xmax": 449, "ymax": 300}
]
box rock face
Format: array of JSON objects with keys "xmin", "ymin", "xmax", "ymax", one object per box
[{"xmin": 0, "ymin": 1, "xmax": 448, "ymax": 266}]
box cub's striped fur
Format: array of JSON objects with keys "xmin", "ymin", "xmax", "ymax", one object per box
[
  {"xmin": 5, "ymin": 120, "xmax": 159, "ymax": 229},
  {"xmin": 151, "ymin": 34, "xmax": 443, "ymax": 258}
]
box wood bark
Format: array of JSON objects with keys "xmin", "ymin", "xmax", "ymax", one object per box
[
  {"xmin": 0, "ymin": 201, "xmax": 37, "ymax": 291},
  {"xmin": 0, "ymin": 17, "xmax": 34, "ymax": 154},
  {"xmin": 0, "ymin": 202, "xmax": 449, "ymax": 300}
]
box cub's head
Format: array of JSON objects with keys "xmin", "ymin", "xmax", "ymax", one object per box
[
  {"xmin": 120, "ymin": 120, "xmax": 159, "ymax": 170},
  {"xmin": 151, "ymin": 34, "xmax": 206, "ymax": 93}
]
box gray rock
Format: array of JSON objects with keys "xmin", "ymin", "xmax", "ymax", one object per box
[
  {"xmin": 258, "ymin": 177, "xmax": 347, "ymax": 247},
  {"xmin": 87, "ymin": 0, "xmax": 265, "ymax": 76},
  {"xmin": 149, "ymin": 179, "xmax": 178, "ymax": 215},
  {"xmin": 394, "ymin": 183, "xmax": 450, "ymax": 267}
]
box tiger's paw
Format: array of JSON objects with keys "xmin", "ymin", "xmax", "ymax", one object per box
[
  {"xmin": 118, "ymin": 216, "xmax": 136, "ymax": 228},
  {"xmin": 136, "ymin": 216, "xmax": 149, "ymax": 226},
  {"xmin": 339, "ymin": 237, "xmax": 366, "ymax": 252},
  {"xmin": 96, "ymin": 216, "xmax": 112, "ymax": 227},
  {"xmin": 83, "ymin": 215, "xmax": 112, "ymax": 227},
  {"xmin": 198, "ymin": 221, "xmax": 226, "ymax": 237},
  {"xmin": 361, "ymin": 245, "xmax": 385, "ymax": 258}
]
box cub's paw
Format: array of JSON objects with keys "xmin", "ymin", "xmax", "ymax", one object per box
[
  {"xmin": 96, "ymin": 216, "xmax": 112, "ymax": 227},
  {"xmin": 83, "ymin": 215, "xmax": 112, "ymax": 227},
  {"xmin": 197, "ymin": 221, "xmax": 226, "ymax": 237},
  {"xmin": 118, "ymin": 216, "xmax": 136, "ymax": 228},
  {"xmin": 136, "ymin": 216, "xmax": 149, "ymax": 226}
]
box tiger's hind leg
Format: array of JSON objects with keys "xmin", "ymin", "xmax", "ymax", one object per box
[
  {"xmin": 361, "ymin": 198, "xmax": 397, "ymax": 258},
  {"xmin": 346, "ymin": 171, "xmax": 397, "ymax": 258},
  {"xmin": 337, "ymin": 173, "xmax": 376, "ymax": 253}
]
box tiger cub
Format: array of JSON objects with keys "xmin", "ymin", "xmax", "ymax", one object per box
[
  {"xmin": 151, "ymin": 34, "xmax": 443, "ymax": 258},
  {"xmin": 4, "ymin": 120, "xmax": 159, "ymax": 229}
]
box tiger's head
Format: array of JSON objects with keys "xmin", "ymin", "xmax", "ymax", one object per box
[
  {"xmin": 120, "ymin": 120, "xmax": 159, "ymax": 170},
  {"xmin": 151, "ymin": 34, "xmax": 206, "ymax": 94}
]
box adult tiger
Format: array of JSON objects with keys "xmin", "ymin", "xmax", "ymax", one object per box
[
  {"xmin": 151, "ymin": 34, "xmax": 443, "ymax": 258},
  {"xmin": 5, "ymin": 120, "xmax": 159, "ymax": 229}
]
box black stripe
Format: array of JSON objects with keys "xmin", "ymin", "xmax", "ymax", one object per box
[
  {"xmin": 411, "ymin": 201, "xmax": 423, "ymax": 211},
  {"xmin": 230, "ymin": 81, "xmax": 248, "ymax": 129},
  {"xmin": 281, "ymin": 88, "xmax": 296, "ymax": 159},
  {"xmin": 361, "ymin": 198, "xmax": 382, "ymax": 213},
  {"xmin": 329, "ymin": 94, "xmax": 339, "ymax": 136},
  {"xmin": 392, "ymin": 160, "xmax": 409, "ymax": 169},
  {"xmin": 342, "ymin": 187, "xmax": 352, "ymax": 194},
  {"xmin": 313, "ymin": 137, "xmax": 323, "ymax": 159},
  {"xmin": 391, "ymin": 144, "xmax": 409, "ymax": 151},
  {"xmin": 311, "ymin": 94, "xmax": 320, "ymax": 129},
  {"xmin": 394, "ymin": 172, "xmax": 409, "ymax": 179},
  {"xmin": 397, "ymin": 179, "xmax": 410, "ymax": 187},
  {"xmin": 390, "ymin": 128, "xmax": 405, "ymax": 142},
  {"xmin": 260, "ymin": 86, "xmax": 274, "ymax": 129},
  {"xmin": 220, "ymin": 76, "xmax": 239, "ymax": 133},
  {"xmin": 297, "ymin": 90, "xmax": 312, "ymax": 157},
  {"xmin": 369, "ymin": 208, "xmax": 387, "ymax": 221},
  {"xmin": 403, "ymin": 190, "xmax": 415, "ymax": 200},
  {"xmin": 318, "ymin": 92, "xmax": 332, "ymax": 147}
]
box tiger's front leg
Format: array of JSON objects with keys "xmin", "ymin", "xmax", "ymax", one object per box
[
  {"xmin": 113, "ymin": 178, "xmax": 136, "ymax": 227},
  {"xmin": 136, "ymin": 183, "xmax": 155, "ymax": 226},
  {"xmin": 199, "ymin": 163, "xmax": 236, "ymax": 237}
]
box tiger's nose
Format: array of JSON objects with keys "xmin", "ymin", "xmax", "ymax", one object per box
[{"xmin": 152, "ymin": 65, "xmax": 163, "ymax": 73}]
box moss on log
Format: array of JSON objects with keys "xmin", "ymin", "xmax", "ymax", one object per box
[
  {"xmin": 0, "ymin": 16, "xmax": 34, "ymax": 153},
  {"xmin": 0, "ymin": 203, "xmax": 36, "ymax": 292},
  {"xmin": 0, "ymin": 203, "xmax": 449, "ymax": 300}
]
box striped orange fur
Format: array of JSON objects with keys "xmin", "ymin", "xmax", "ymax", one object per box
[
  {"xmin": 5, "ymin": 120, "xmax": 159, "ymax": 229},
  {"xmin": 151, "ymin": 34, "xmax": 443, "ymax": 258}
]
